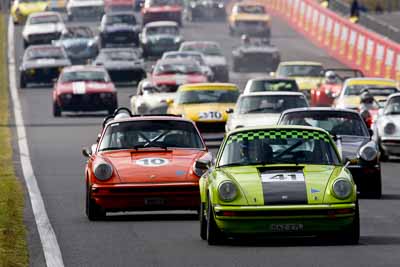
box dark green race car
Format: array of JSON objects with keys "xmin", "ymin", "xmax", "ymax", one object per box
[{"xmin": 199, "ymin": 125, "xmax": 359, "ymax": 245}]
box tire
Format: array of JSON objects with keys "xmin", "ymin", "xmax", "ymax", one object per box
[
  {"xmin": 206, "ymin": 197, "xmax": 224, "ymax": 245},
  {"xmin": 339, "ymin": 201, "xmax": 360, "ymax": 244},
  {"xmin": 379, "ymin": 141, "xmax": 389, "ymax": 162},
  {"xmin": 108, "ymin": 105, "xmax": 117, "ymax": 115},
  {"xmin": 200, "ymin": 203, "xmax": 207, "ymax": 240},
  {"xmin": 19, "ymin": 74, "xmax": 27, "ymax": 89},
  {"xmin": 232, "ymin": 59, "xmax": 240, "ymax": 72},
  {"xmin": 23, "ymin": 40, "xmax": 28, "ymax": 49},
  {"xmin": 369, "ymin": 173, "xmax": 382, "ymax": 199},
  {"xmin": 86, "ymin": 182, "xmax": 106, "ymax": 221},
  {"xmin": 53, "ymin": 101, "xmax": 62, "ymax": 117}
]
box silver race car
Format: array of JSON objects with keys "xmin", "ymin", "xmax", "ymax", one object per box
[
  {"xmin": 67, "ymin": 0, "xmax": 104, "ymax": 21},
  {"xmin": 19, "ymin": 45, "xmax": 71, "ymax": 88},
  {"xmin": 94, "ymin": 48, "xmax": 146, "ymax": 84}
]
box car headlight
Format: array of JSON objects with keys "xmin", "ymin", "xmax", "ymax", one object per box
[
  {"xmin": 94, "ymin": 161, "xmax": 113, "ymax": 181},
  {"xmin": 174, "ymin": 37, "xmax": 182, "ymax": 43},
  {"xmin": 359, "ymin": 143, "xmax": 378, "ymax": 162},
  {"xmin": 332, "ymin": 179, "xmax": 352, "ymax": 200},
  {"xmin": 384, "ymin": 122, "xmax": 396, "ymax": 135},
  {"xmin": 218, "ymin": 3, "xmax": 224, "ymax": 8},
  {"xmin": 218, "ymin": 181, "xmax": 237, "ymax": 202}
]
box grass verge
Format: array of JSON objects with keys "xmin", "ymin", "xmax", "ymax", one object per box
[{"xmin": 0, "ymin": 15, "xmax": 29, "ymax": 267}]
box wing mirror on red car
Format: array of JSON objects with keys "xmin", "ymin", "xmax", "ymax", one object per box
[
  {"xmin": 82, "ymin": 147, "xmax": 91, "ymax": 158},
  {"xmin": 195, "ymin": 158, "xmax": 211, "ymax": 171}
]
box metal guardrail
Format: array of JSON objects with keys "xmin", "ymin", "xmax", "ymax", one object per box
[{"xmin": 328, "ymin": 0, "xmax": 400, "ymax": 43}]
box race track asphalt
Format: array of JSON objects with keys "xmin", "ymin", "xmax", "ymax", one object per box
[{"xmin": 11, "ymin": 13, "xmax": 400, "ymax": 267}]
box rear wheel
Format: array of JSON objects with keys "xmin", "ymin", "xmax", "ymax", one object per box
[
  {"xmin": 53, "ymin": 101, "xmax": 62, "ymax": 117},
  {"xmin": 200, "ymin": 203, "xmax": 207, "ymax": 240},
  {"xmin": 206, "ymin": 197, "xmax": 224, "ymax": 245},
  {"xmin": 86, "ymin": 182, "xmax": 106, "ymax": 221},
  {"xmin": 19, "ymin": 74, "xmax": 27, "ymax": 89}
]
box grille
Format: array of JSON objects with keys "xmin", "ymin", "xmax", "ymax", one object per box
[
  {"xmin": 108, "ymin": 70, "xmax": 144, "ymax": 83},
  {"xmin": 28, "ymin": 32, "xmax": 60, "ymax": 44},
  {"xmin": 215, "ymin": 209, "xmax": 355, "ymax": 217}
]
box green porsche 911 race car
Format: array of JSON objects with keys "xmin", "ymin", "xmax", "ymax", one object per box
[{"xmin": 198, "ymin": 125, "xmax": 359, "ymax": 245}]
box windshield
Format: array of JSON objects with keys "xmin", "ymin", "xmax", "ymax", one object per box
[
  {"xmin": 103, "ymin": 50, "xmax": 138, "ymax": 61},
  {"xmin": 278, "ymin": 65, "xmax": 323, "ymax": 77},
  {"xmin": 154, "ymin": 62, "xmax": 201, "ymax": 75},
  {"xmin": 280, "ymin": 111, "xmax": 368, "ymax": 136},
  {"xmin": 164, "ymin": 53, "xmax": 205, "ymax": 65},
  {"xmin": 106, "ymin": 14, "xmax": 136, "ymax": 25},
  {"xmin": 384, "ymin": 97, "xmax": 400, "ymax": 115},
  {"xmin": 176, "ymin": 89, "xmax": 239, "ymax": 104},
  {"xmin": 147, "ymin": 26, "xmax": 178, "ymax": 35},
  {"xmin": 237, "ymin": 5, "xmax": 265, "ymax": 14},
  {"xmin": 180, "ymin": 43, "xmax": 222, "ymax": 56},
  {"xmin": 219, "ymin": 129, "xmax": 340, "ymax": 167},
  {"xmin": 238, "ymin": 95, "xmax": 308, "ymax": 114},
  {"xmin": 247, "ymin": 80, "xmax": 299, "ymax": 92},
  {"xmin": 99, "ymin": 120, "xmax": 204, "ymax": 151},
  {"xmin": 61, "ymin": 27, "xmax": 93, "ymax": 39},
  {"xmin": 26, "ymin": 47, "xmax": 66, "ymax": 60},
  {"xmin": 344, "ymin": 85, "xmax": 398, "ymax": 96},
  {"xmin": 61, "ymin": 71, "xmax": 108, "ymax": 82},
  {"xmin": 30, "ymin": 15, "xmax": 60, "ymax": 24}
]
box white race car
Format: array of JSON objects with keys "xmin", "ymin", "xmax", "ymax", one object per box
[
  {"xmin": 225, "ymin": 91, "xmax": 309, "ymax": 132},
  {"xmin": 22, "ymin": 12, "xmax": 66, "ymax": 49},
  {"xmin": 67, "ymin": 0, "xmax": 105, "ymax": 21},
  {"xmin": 130, "ymin": 80, "xmax": 177, "ymax": 115},
  {"xmin": 374, "ymin": 93, "xmax": 400, "ymax": 161}
]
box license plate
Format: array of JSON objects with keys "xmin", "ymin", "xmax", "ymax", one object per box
[
  {"xmin": 144, "ymin": 198, "xmax": 165, "ymax": 206},
  {"xmin": 270, "ymin": 224, "xmax": 303, "ymax": 232}
]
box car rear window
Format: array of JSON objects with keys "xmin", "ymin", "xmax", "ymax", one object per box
[{"xmin": 237, "ymin": 95, "xmax": 308, "ymax": 114}]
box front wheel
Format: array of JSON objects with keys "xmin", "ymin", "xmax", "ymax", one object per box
[
  {"xmin": 53, "ymin": 101, "xmax": 62, "ymax": 117},
  {"xmin": 86, "ymin": 183, "xmax": 106, "ymax": 221},
  {"xmin": 206, "ymin": 197, "xmax": 224, "ymax": 245},
  {"xmin": 19, "ymin": 74, "xmax": 27, "ymax": 89},
  {"xmin": 339, "ymin": 202, "xmax": 360, "ymax": 244},
  {"xmin": 200, "ymin": 203, "xmax": 207, "ymax": 240}
]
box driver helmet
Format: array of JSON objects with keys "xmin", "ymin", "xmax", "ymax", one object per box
[
  {"xmin": 241, "ymin": 34, "xmax": 250, "ymax": 46},
  {"xmin": 325, "ymin": 70, "xmax": 338, "ymax": 84},
  {"xmin": 360, "ymin": 91, "xmax": 374, "ymax": 105}
]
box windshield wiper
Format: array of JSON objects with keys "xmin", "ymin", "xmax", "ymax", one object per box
[
  {"xmin": 99, "ymin": 146, "xmax": 127, "ymax": 151},
  {"xmin": 134, "ymin": 143, "xmax": 168, "ymax": 150}
]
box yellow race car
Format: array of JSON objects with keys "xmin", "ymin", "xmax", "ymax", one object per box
[
  {"xmin": 11, "ymin": 0, "xmax": 49, "ymax": 25},
  {"xmin": 273, "ymin": 61, "xmax": 324, "ymax": 99},
  {"xmin": 228, "ymin": 2, "xmax": 271, "ymax": 38},
  {"xmin": 334, "ymin": 78, "xmax": 399, "ymax": 109},
  {"xmin": 167, "ymin": 83, "xmax": 240, "ymax": 132}
]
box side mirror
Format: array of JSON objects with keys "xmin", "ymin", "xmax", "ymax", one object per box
[
  {"xmin": 195, "ymin": 158, "xmax": 211, "ymax": 171},
  {"xmin": 165, "ymin": 98, "xmax": 174, "ymax": 105},
  {"xmin": 344, "ymin": 157, "xmax": 358, "ymax": 167},
  {"xmin": 82, "ymin": 147, "xmax": 91, "ymax": 158},
  {"xmin": 368, "ymin": 128, "xmax": 374, "ymax": 137},
  {"xmin": 226, "ymin": 108, "xmax": 234, "ymax": 114},
  {"xmin": 96, "ymin": 134, "xmax": 101, "ymax": 143},
  {"xmin": 150, "ymin": 65, "xmax": 155, "ymax": 72}
]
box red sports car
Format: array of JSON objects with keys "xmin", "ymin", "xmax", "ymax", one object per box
[
  {"xmin": 310, "ymin": 68, "xmax": 364, "ymax": 107},
  {"xmin": 52, "ymin": 65, "xmax": 118, "ymax": 117},
  {"xmin": 142, "ymin": 0, "xmax": 183, "ymax": 26},
  {"xmin": 150, "ymin": 58, "xmax": 208, "ymax": 92},
  {"xmin": 82, "ymin": 108, "xmax": 211, "ymax": 220}
]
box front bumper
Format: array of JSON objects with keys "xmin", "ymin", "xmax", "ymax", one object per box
[
  {"xmin": 108, "ymin": 68, "xmax": 146, "ymax": 83},
  {"xmin": 381, "ymin": 137, "xmax": 400, "ymax": 155},
  {"xmin": 101, "ymin": 32, "xmax": 139, "ymax": 47},
  {"xmin": 90, "ymin": 182, "xmax": 200, "ymax": 211},
  {"xmin": 58, "ymin": 93, "xmax": 117, "ymax": 112},
  {"xmin": 213, "ymin": 203, "xmax": 356, "ymax": 235},
  {"xmin": 143, "ymin": 43, "xmax": 181, "ymax": 57},
  {"xmin": 22, "ymin": 67, "xmax": 63, "ymax": 84}
]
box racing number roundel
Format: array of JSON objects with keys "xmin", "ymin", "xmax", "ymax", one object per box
[{"xmin": 136, "ymin": 158, "xmax": 169, "ymax": 167}]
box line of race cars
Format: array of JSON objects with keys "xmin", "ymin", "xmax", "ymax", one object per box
[{"xmin": 13, "ymin": 0, "xmax": 400, "ymax": 245}]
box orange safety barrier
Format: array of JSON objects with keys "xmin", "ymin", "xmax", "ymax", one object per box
[{"xmin": 262, "ymin": 0, "xmax": 400, "ymax": 81}]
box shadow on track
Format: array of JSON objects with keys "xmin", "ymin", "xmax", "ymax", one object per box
[{"xmin": 103, "ymin": 212, "xmax": 199, "ymax": 222}]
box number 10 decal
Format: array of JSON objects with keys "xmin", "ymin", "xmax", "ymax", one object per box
[{"xmin": 136, "ymin": 158, "xmax": 169, "ymax": 167}]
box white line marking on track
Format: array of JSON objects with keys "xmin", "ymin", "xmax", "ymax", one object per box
[{"xmin": 7, "ymin": 17, "xmax": 65, "ymax": 267}]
